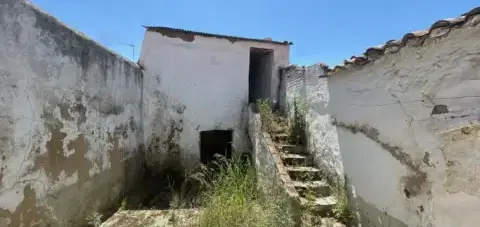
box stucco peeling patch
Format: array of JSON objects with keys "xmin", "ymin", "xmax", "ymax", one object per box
[
  {"xmin": 31, "ymin": 112, "xmax": 93, "ymax": 184},
  {"xmin": 0, "ymin": 185, "xmax": 49, "ymax": 227},
  {"xmin": 440, "ymin": 124, "xmax": 480, "ymax": 196},
  {"xmin": 332, "ymin": 119, "xmax": 429, "ymax": 197},
  {"xmin": 156, "ymin": 29, "xmax": 195, "ymax": 42}
]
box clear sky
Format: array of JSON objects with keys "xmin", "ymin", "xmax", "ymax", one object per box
[{"xmin": 31, "ymin": 0, "xmax": 478, "ymax": 66}]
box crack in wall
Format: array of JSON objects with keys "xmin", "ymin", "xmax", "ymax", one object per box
[{"xmin": 332, "ymin": 118, "xmax": 429, "ymax": 197}]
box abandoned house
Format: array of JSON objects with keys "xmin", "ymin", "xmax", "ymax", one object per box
[
  {"xmin": 139, "ymin": 26, "xmax": 291, "ymax": 170},
  {"xmin": 1, "ymin": 0, "xmax": 480, "ymax": 226}
]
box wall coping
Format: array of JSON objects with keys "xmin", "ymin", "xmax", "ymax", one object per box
[
  {"xmin": 285, "ymin": 7, "xmax": 480, "ymax": 76},
  {"xmin": 22, "ymin": 0, "xmax": 141, "ymax": 69}
]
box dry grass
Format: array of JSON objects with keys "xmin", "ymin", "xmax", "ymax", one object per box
[{"xmin": 195, "ymin": 155, "xmax": 295, "ymax": 227}]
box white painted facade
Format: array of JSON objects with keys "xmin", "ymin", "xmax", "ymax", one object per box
[
  {"xmin": 139, "ymin": 29, "xmax": 289, "ymax": 169},
  {"xmin": 300, "ymin": 16, "xmax": 480, "ymax": 227}
]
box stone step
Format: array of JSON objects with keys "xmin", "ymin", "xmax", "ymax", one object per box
[
  {"xmin": 281, "ymin": 153, "xmax": 309, "ymax": 166},
  {"xmin": 271, "ymin": 133, "xmax": 289, "ymax": 139},
  {"xmin": 285, "ymin": 166, "xmax": 322, "ymax": 181},
  {"xmin": 100, "ymin": 209, "xmax": 201, "ymax": 227},
  {"xmin": 321, "ymin": 218, "xmax": 346, "ymax": 227},
  {"xmin": 292, "ymin": 180, "xmax": 331, "ymax": 197},
  {"xmin": 274, "ymin": 144, "xmax": 306, "ymax": 154},
  {"xmin": 300, "ymin": 196, "xmax": 337, "ymax": 216},
  {"xmin": 271, "ymin": 133, "xmax": 291, "ymax": 143}
]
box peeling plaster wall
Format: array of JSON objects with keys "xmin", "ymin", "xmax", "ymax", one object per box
[
  {"xmin": 0, "ymin": 0, "xmax": 144, "ymax": 226},
  {"xmin": 139, "ymin": 30, "xmax": 289, "ymax": 169},
  {"xmin": 297, "ymin": 17, "xmax": 480, "ymax": 227}
]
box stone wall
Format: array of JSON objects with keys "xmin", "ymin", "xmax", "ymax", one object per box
[
  {"xmin": 284, "ymin": 8, "xmax": 480, "ymax": 227},
  {"xmin": 0, "ymin": 0, "xmax": 144, "ymax": 226}
]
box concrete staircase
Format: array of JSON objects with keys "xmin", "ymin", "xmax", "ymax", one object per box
[{"xmin": 271, "ymin": 133, "xmax": 346, "ymax": 227}]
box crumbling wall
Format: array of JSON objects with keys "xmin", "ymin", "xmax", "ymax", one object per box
[
  {"xmin": 0, "ymin": 0, "xmax": 144, "ymax": 226},
  {"xmin": 295, "ymin": 8, "xmax": 480, "ymax": 227}
]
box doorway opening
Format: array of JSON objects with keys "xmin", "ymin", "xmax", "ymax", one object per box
[
  {"xmin": 248, "ymin": 48, "xmax": 273, "ymax": 104},
  {"xmin": 200, "ymin": 130, "xmax": 233, "ymax": 164}
]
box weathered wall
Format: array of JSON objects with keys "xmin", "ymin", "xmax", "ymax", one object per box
[
  {"xmin": 139, "ymin": 30, "xmax": 289, "ymax": 169},
  {"xmin": 0, "ymin": 0, "xmax": 144, "ymax": 226},
  {"xmin": 288, "ymin": 9, "xmax": 480, "ymax": 227}
]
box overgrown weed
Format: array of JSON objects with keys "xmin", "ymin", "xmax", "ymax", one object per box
[
  {"xmin": 196, "ymin": 154, "xmax": 295, "ymax": 227},
  {"xmin": 257, "ymin": 98, "xmax": 308, "ymax": 145}
]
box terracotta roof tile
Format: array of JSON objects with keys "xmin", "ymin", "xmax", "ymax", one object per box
[{"xmin": 323, "ymin": 6, "xmax": 480, "ymax": 76}]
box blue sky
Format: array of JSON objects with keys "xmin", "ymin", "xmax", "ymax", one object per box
[{"xmin": 32, "ymin": 0, "xmax": 478, "ymax": 66}]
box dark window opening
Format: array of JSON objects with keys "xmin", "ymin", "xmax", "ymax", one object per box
[
  {"xmin": 248, "ymin": 48, "xmax": 274, "ymax": 104},
  {"xmin": 200, "ymin": 130, "xmax": 233, "ymax": 164}
]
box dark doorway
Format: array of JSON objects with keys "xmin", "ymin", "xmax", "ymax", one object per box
[
  {"xmin": 200, "ymin": 130, "xmax": 233, "ymax": 164},
  {"xmin": 248, "ymin": 48, "xmax": 273, "ymax": 104}
]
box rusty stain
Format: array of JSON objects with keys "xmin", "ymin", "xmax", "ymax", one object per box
[
  {"xmin": 157, "ymin": 29, "xmax": 195, "ymax": 42},
  {"xmin": 32, "ymin": 115, "xmax": 93, "ymax": 183},
  {"xmin": 0, "ymin": 185, "xmax": 49, "ymax": 227}
]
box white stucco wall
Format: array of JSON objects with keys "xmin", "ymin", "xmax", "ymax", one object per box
[
  {"xmin": 0, "ymin": 1, "xmax": 144, "ymax": 226},
  {"xmin": 139, "ymin": 29, "xmax": 289, "ymax": 169},
  {"xmin": 299, "ymin": 14, "xmax": 480, "ymax": 227}
]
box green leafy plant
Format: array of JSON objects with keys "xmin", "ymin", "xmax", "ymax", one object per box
[
  {"xmin": 331, "ymin": 176, "xmax": 355, "ymax": 225},
  {"xmin": 86, "ymin": 212, "xmax": 103, "ymax": 227},
  {"xmin": 287, "ymin": 97, "xmax": 309, "ymax": 145}
]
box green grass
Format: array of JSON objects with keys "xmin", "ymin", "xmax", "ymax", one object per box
[{"xmin": 194, "ymin": 155, "xmax": 295, "ymax": 227}]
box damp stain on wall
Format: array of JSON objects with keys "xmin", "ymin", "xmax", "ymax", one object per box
[
  {"xmin": 31, "ymin": 110, "xmax": 93, "ymax": 184},
  {"xmin": 0, "ymin": 185, "xmax": 49, "ymax": 227}
]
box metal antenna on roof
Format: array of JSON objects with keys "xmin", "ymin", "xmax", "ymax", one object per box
[{"xmin": 119, "ymin": 42, "xmax": 135, "ymax": 60}]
